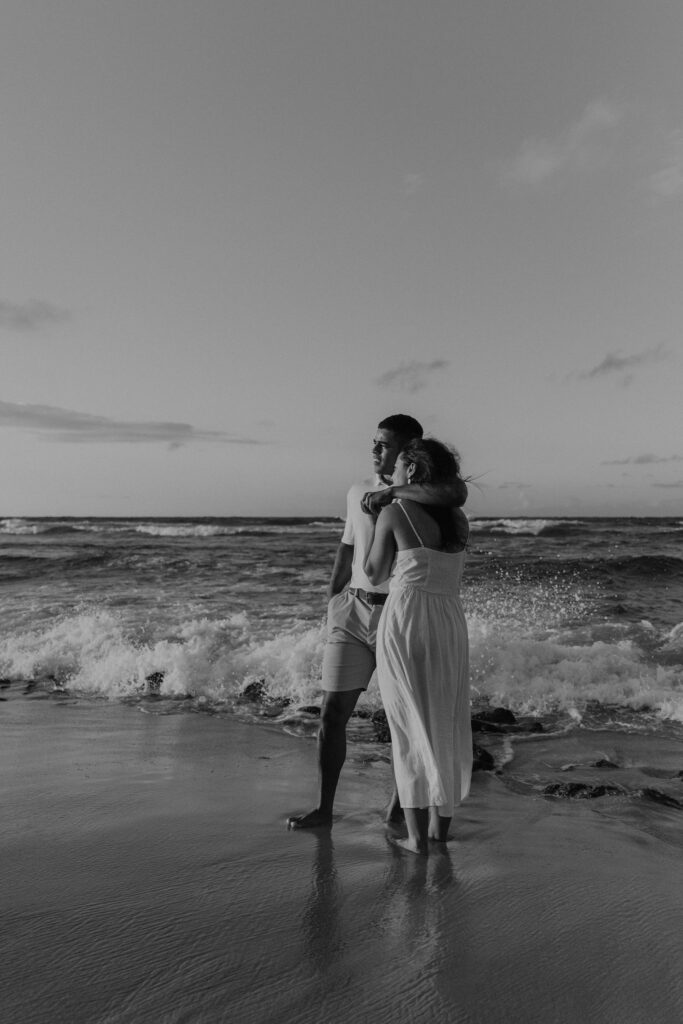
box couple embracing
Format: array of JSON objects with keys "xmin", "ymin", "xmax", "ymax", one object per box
[{"xmin": 289, "ymin": 414, "xmax": 471, "ymax": 855}]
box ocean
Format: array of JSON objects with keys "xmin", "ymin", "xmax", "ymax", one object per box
[{"xmin": 2, "ymin": 514, "xmax": 683, "ymax": 807}]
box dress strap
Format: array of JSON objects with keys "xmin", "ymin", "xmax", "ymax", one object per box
[{"xmin": 395, "ymin": 500, "xmax": 424, "ymax": 547}]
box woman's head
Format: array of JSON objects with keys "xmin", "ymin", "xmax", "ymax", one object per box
[{"xmin": 393, "ymin": 438, "xmax": 462, "ymax": 487}]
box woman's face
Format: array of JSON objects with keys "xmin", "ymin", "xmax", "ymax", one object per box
[{"xmin": 391, "ymin": 453, "xmax": 412, "ymax": 486}]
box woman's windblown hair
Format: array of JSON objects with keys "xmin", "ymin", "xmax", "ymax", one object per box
[
  {"xmin": 400, "ymin": 438, "xmax": 468, "ymax": 550},
  {"xmin": 400, "ymin": 438, "xmax": 462, "ymax": 487}
]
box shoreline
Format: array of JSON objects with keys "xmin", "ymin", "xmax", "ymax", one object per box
[{"xmin": 3, "ymin": 698, "xmax": 683, "ymax": 1023}]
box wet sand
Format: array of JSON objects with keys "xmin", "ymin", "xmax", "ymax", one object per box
[{"xmin": 3, "ymin": 698, "xmax": 682, "ymax": 1024}]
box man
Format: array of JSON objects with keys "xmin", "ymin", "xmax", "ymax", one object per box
[{"xmin": 288, "ymin": 414, "xmax": 467, "ymax": 829}]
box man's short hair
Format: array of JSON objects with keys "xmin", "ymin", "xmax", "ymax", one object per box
[{"xmin": 377, "ymin": 414, "xmax": 423, "ymax": 445}]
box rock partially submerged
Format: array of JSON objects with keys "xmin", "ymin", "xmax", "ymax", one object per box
[
  {"xmin": 471, "ymin": 707, "xmax": 544, "ymax": 734},
  {"xmin": 145, "ymin": 671, "xmax": 164, "ymax": 696},
  {"xmin": 240, "ymin": 679, "xmax": 266, "ymax": 702},
  {"xmin": 472, "ymin": 743, "xmax": 495, "ymax": 772},
  {"xmin": 543, "ymin": 782, "xmax": 624, "ymax": 799},
  {"xmin": 560, "ymin": 758, "xmax": 620, "ymax": 772},
  {"xmin": 543, "ymin": 781, "xmax": 683, "ymax": 807},
  {"xmin": 473, "ymin": 707, "xmax": 517, "ymax": 725}
]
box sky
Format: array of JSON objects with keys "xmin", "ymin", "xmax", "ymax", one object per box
[{"xmin": 1, "ymin": 0, "xmax": 681, "ymax": 518}]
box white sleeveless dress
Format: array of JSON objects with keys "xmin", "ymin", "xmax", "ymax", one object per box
[{"xmin": 376, "ymin": 502, "xmax": 471, "ymax": 817}]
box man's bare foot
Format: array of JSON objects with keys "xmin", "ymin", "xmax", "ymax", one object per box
[
  {"xmin": 287, "ymin": 809, "xmax": 332, "ymax": 830},
  {"xmin": 387, "ymin": 834, "xmax": 428, "ymax": 856},
  {"xmin": 385, "ymin": 804, "xmax": 405, "ymax": 825},
  {"xmin": 385, "ymin": 791, "xmax": 404, "ymax": 825}
]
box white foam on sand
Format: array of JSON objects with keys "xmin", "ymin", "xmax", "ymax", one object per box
[{"xmin": 3, "ymin": 700, "xmax": 683, "ymax": 1024}]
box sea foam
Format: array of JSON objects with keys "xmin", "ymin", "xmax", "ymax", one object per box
[{"xmin": 1, "ymin": 605, "xmax": 681, "ymax": 722}]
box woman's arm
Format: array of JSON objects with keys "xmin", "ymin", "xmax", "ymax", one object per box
[
  {"xmin": 363, "ymin": 506, "xmax": 398, "ymax": 586},
  {"xmin": 361, "ymin": 477, "xmax": 467, "ymax": 516}
]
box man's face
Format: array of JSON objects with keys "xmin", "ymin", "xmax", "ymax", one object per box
[{"xmin": 371, "ymin": 428, "xmax": 402, "ymax": 481}]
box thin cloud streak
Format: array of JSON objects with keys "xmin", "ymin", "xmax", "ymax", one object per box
[
  {"xmin": 375, "ymin": 359, "xmax": 450, "ymax": 394},
  {"xmin": 0, "ymin": 401, "xmax": 263, "ymax": 446},
  {"xmin": 603, "ymin": 454, "xmax": 683, "ymax": 466},
  {"xmin": 0, "ymin": 300, "xmax": 70, "ymax": 331},
  {"xmin": 578, "ymin": 346, "xmax": 668, "ymax": 380},
  {"xmin": 503, "ymin": 98, "xmax": 624, "ymax": 186}
]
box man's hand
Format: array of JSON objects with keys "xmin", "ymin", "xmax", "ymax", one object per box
[{"xmin": 361, "ymin": 487, "xmax": 394, "ymax": 516}]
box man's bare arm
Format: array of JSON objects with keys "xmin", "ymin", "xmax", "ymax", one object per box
[
  {"xmin": 326, "ymin": 542, "xmax": 354, "ymax": 601},
  {"xmin": 361, "ymin": 477, "xmax": 467, "ymax": 516}
]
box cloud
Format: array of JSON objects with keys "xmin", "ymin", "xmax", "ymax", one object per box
[
  {"xmin": 497, "ymin": 481, "xmax": 532, "ymax": 490},
  {"xmin": 648, "ymin": 129, "xmax": 683, "ymax": 201},
  {"xmin": 0, "ymin": 300, "xmax": 70, "ymax": 331},
  {"xmin": 578, "ymin": 346, "xmax": 668, "ymax": 381},
  {"xmin": 653, "ymin": 480, "xmax": 683, "ymax": 489},
  {"xmin": 374, "ymin": 359, "xmax": 449, "ymax": 394},
  {"xmin": 602, "ymin": 454, "xmax": 683, "ymax": 466},
  {"xmin": 0, "ymin": 400, "xmax": 263, "ymax": 447},
  {"xmin": 503, "ymin": 98, "xmax": 624, "ymax": 186}
]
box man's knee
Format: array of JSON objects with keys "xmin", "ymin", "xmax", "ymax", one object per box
[{"xmin": 320, "ymin": 690, "xmax": 362, "ymax": 730}]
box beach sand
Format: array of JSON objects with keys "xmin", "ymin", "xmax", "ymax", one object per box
[{"xmin": 3, "ymin": 697, "xmax": 682, "ymax": 1024}]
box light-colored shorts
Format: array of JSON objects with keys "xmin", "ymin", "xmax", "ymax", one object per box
[{"xmin": 321, "ymin": 590, "xmax": 385, "ymax": 692}]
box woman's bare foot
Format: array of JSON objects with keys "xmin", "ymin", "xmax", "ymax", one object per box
[
  {"xmin": 287, "ymin": 809, "xmax": 332, "ymax": 829},
  {"xmin": 387, "ymin": 834, "xmax": 428, "ymax": 856}
]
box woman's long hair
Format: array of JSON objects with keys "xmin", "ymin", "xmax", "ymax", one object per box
[{"xmin": 400, "ymin": 438, "xmax": 467, "ymax": 549}]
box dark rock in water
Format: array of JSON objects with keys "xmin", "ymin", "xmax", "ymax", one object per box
[
  {"xmin": 146, "ymin": 672, "xmax": 164, "ymax": 694},
  {"xmin": 543, "ymin": 782, "xmax": 623, "ymax": 799},
  {"xmin": 474, "ymin": 707, "xmax": 517, "ymax": 725},
  {"xmin": 298, "ymin": 705, "xmax": 321, "ymax": 716},
  {"xmin": 614, "ymin": 604, "xmax": 628, "ymax": 615},
  {"xmin": 471, "ymin": 718, "xmax": 505, "ymax": 734},
  {"xmin": 472, "ymin": 744, "xmax": 495, "ymax": 771},
  {"xmin": 0, "ymin": 678, "xmax": 12, "ymax": 690},
  {"xmin": 561, "ymin": 758, "xmax": 620, "ymax": 772},
  {"xmin": 371, "ymin": 709, "xmax": 391, "ymax": 743},
  {"xmin": 471, "ymin": 707, "xmax": 523, "ymax": 733},
  {"xmin": 241, "ymin": 679, "xmax": 266, "ymax": 702},
  {"xmin": 639, "ymin": 788, "xmax": 683, "ymax": 809}
]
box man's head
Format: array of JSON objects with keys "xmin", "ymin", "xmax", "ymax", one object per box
[{"xmin": 372, "ymin": 414, "xmax": 423, "ymax": 481}]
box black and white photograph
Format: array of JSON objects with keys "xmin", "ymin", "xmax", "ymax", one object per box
[{"xmin": 2, "ymin": 3, "xmax": 682, "ymax": 1022}]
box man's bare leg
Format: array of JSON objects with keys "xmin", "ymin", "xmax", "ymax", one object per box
[{"xmin": 288, "ymin": 688, "xmax": 362, "ymax": 829}]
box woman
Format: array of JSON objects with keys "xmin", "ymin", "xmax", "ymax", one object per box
[{"xmin": 364, "ymin": 438, "xmax": 471, "ymax": 855}]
